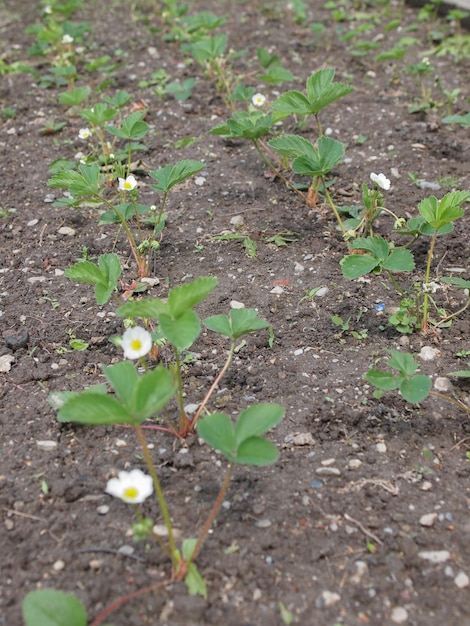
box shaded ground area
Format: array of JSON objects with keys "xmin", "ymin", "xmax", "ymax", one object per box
[{"xmin": 1, "ymin": 1, "xmax": 470, "ymax": 625}]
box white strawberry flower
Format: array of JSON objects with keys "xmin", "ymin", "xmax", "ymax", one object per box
[
  {"xmin": 370, "ymin": 172, "xmax": 391, "ymax": 191},
  {"xmin": 118, "ymin": 175, "xmax": 138, "ymax": 192},
  {"xmin": 121, "ymin": 326, "xmax": 152, "ymax": 360},
  {"xmin": 106, "ymin": 469, "xmax": 153, "ymax": 504},
  {"xmin": 252, "ymin": 93, "xmax": 266, "ymax": 107},
  {"xmin": 78, "ymin": 128, "xmax": 91, "ymax": 140},
  {"xmin": 62, "ymin": 34, "xmax": 74, "ymax": 44}
]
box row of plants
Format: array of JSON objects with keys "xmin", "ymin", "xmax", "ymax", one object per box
[{"xmin": 11, "ymin": 0, "xmax": 468, "ymax": 624}]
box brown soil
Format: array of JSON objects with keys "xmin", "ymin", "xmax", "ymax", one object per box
[{"xmin": 1, "ymin": 1, "xmax": 470, "ymax": 625}]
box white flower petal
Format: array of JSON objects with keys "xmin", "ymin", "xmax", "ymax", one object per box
[
  {"xmin": 106, "ymin": 469, "xmax": 153, "ymax": 504},
  {"xmin": 121, "ymin": 326, "xmax": 152, "ymax": 360},
  {"xmin": 370, "ymin": 172, "xmax": 391, "ymax": 191}
]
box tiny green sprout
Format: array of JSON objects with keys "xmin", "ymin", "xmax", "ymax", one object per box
[{"xmin": 299, "ymin": 286, "xmax": 323, "ymax": 304}]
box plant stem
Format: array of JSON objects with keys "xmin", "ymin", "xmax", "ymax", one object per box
[
  {"xmin": 422, "ymin": 231, "xmax": 438, "ymax": 330},
  {"xmin": 252, "ymin": 139, "xmax": 309, "ymax": 203},
  {"xmin": 93, "ymin": 193, "xmax": 143, "ymax": 271},
  {"xmin": 187, "ymin": 463, "xmax": 234, "ymax": 566},
  {"xmin": 90, "ymin": 579, "xmax": 170, "ymax": 626},
  {"xmin": 321, "ymin": 176, "xmax": 345, "ymax": 234},
  {"xmin": 386, "ymin": 269, "xmax": 405, "ymax": 296},
  {"xmin": 190, "ymin": 340, "xmax": 235, "ymax": 431},
  {"xmin": 429, "ymin": 390, "xmax": 470, "ymax": 414},
  {"xmin": 434, "ymin": 296, "xmax": 470, "ymax": 328},
  {"xmin": 172, "ymin": 346, "xmax": 189, "ymax": 433},
  {"xmin": 133, "ymin": 424, "xmax": 176, "ymax": 558}
]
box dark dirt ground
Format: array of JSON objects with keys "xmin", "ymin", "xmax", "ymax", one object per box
[{"xmin": 1, "ymin": 0, "xmax": 470, "ymax": 625}]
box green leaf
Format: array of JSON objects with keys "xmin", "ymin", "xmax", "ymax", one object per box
[
  {"xmin": 442, "ymin": 112, "xmax": 470, "ymax": 127},
  {"xmin": 134, "ymin": 365, "xmax": 176, "ymax": 421},
  {"xmin": 235, "ymin": 403, "xmax": 285, "ymax": 446},
  {"xmin": 58, "ymin": 86, "xmax": 90, "ymax": 106},
  {"xmin": 117, "ymin": 298, "xmax": 167, "ymax": 320},
  {"xmin": 204, "ymin": 308, "xmax": 269, "ymax": 340},
  {"xmin": 399, "ymin": 374, "xmax": 432, "ymax": 403},
  {"xmin": 364, "ymin": 369, "xmax": 401, "ymax": 390},
  {"xmin": 149, "ymin": 159, "xmax": 205, "ymax": 193},
  {"xmin": 271, "ymin": 90, "xmax": 312, "ymax": 115},
  {"xmin": 65, "ymin": 260, "xmax": 104, "ymax": 285},
  {"xmin": 103, "ymin": 362, "xmax": 139, "ymax": 409},
  {"xmin": 305, "ymin": 67, "xmax": 354, "ymax": 114},
  {"xmin": 58, "ymin": 393, "xmax": 133, "ymax": 425},
  {"xmin": 382, "ymin": 248, "xmax": 415, "ymax": 272},
  {"xmin": 167, "ymin": 276, "xmax": 218, "ymax": 318},
  {"xmin": 185, "ymin": 563, "xmax": 208, "ymax": 599},
  {"xmin": 447, "ymin": 369, "xmax": 470, "ymax": 377},
  {"xmin": 268, "ymin": 134, "xmax": 314, "ymax": 159},
  {"xmin": 159, "ymin": 309, "xmax": 201, "ymax": 350},
  {"xmin": 340, "ymin": 254, "xmax": 379, "ymax": 279},
  {"xmin": 190, "ymin": 34, "xmax": 227, "ymax": 60},
  {"xmin": 234, "ymin": 437, "xmax": 279, "ymax": 465},
  {"xmin": 80, "ymin": 102, "xmax": 117, "ymax": 125},
  {"xmin": 291, "ymin": 136, "xmax": 345, "ymax": 177},
  {"xmin": 418, "ymin": 191, "xmax": 468, "ymax": 229},
  {"xmin": 197, "ymin": 412, "xmax": 236, "ymax": 458},
  {"xmin": 349, "ymin": 236, "xmax": 389, "ymax": 260},
  {"xmin": 259, "ymin": 65, "xmax": 294, "ymax": 84},
  {"xmin": 106, "ymin": 110, "xmax": 149, "ymax": 140},
  {"xmin": 203, "ymin": 313, "xmax": 232, "ymax": 337},
  {"xmin": 441, "ymin": 276, "xmax": 470, "ymax": 290},
  {"xmin": 386, "ymin": 349, "xmax": 418, "ymax": 376},
  {"xmin": 23, "ymin": 589, "xmax": 87, "ymax": 626}
]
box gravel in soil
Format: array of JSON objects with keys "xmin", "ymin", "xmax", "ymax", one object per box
[{"xmin": 1, "ymin": 1, "xmax": 470, "ymax": 625}]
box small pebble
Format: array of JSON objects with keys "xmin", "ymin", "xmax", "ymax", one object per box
[
  {"xmin": 4, "ymin": 329, "xmax": 29, "ymax": 350},
  {"xmin": 36, "ymin": 440, "xmax": 58, "ymax": 451},
  {"xmin": 89, "ymin": 559, "xmax": 102, "ymax": 570},
  {"xmin": 293, "ymin": 348, "xmax": 304, "ymax": 356},
  {"xmin": 315, "ymin": 467, "xmax": 341, "ymax": 476},
  {"xmin": 255, "ymin": 518, "xmax": 272, "ymax": 528},
  {"xmin": 194, "ymin": 176, "xmax": 205, "ymax": 186},
  {"xmin": 454, "ymin": 571, "xmax": 469, "ymax": 589},
  {"xmin": 315, "ymin": 287, "xmax": 329, "ymax": 297},
  {"xmin": 391, "ymin": 606, "xmax": 409, "ymax": 623},
  {"xmin": 96, "ymin": 505, "xmax": 109, "ymax": 515},
  {"xmin": 294, "ymin": 262, "xmax": 304, "ymax": 274},
  {"xmin": 118, "ymin": 544, "xmax": 135, "ymax": 556},
  {"xmin": 230, "ymin": 300, "xmax": 245, "ymax": 309},
  {"xmin": 420, "ymin": 481, "xmax": 433, "ymax": 491},
  {"xmin": 230, "ymin": 215, "xmax": 244, "ymax": 226},
  {"xmin": 419, "ymin": 346, "xmax": 439, "ymax": 361},
  {"xmin": 291, "ymin": 432, "xmax": 315, "ymax": 446},
  {"xmin": 58, "ymin": 226, "xmax": 76, "ymax": 236},
  {"xmin": 418, "ymin": 550, "xmax": 450, "ymax": 563},
  {"xmin": 270, "ymin": 285, "xmax": 284, "ymax": 294},
  {"xmin": 434, "ymin": 377, "xmax": 452, "ymax": 392},
  {"xmin": 310, "ymin": 480, "xmax": 323, "ymax": 489},
  {"xmin": 52, "ymin": 560, "xmax": 65, "ymax": 572},
  {"xmin": 0, "ymin": 354, "xmax": 15, "ymax": 373},
  {"xmin": 348, "ymin": 459, "xmax": 363, "ymax": 470},
  {"xmin": 4, "ymin": 519, "xmax": 14, "ymax": 531},
  {"xmin": 376, "ymin": 442, "xmax": 387, "ymax": 453},
  {"xmin": 419, "ymin": 512, "xmax": 438, "ymax": 527},
  {"xmin": 27, "ymin": 219, "xmax": 39, "ymax": 227},
  {"xmin": 315, "ymin": 590, "xmax": 341, "ymax": 608},
  {"xmin": 115, "ymin": 439, "xmax": 127, "ymax": 448},
  {"xmin": 321, "ymin": 458, "xmax": 336, "ymax": 466}
]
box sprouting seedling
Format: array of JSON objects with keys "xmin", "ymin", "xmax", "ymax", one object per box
[
  {"xmin": 271, "ymin": 68, "xmax": 354, "ymax": 136},
  {"xmin": 366, "ymin": 349, "xmax": 470, "ymax": 414},
  {"xmin": 268, "ymin": 133, "xmax": 346, "ymax": 217}
]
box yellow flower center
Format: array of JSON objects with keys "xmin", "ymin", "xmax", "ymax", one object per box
[
  {"xmin": 123, "ymin": 486, "xmax": 139, "ymax": 500},
  {"xmin": 124, "ymin": 181, "xmax": 132, "ymax": 189},
  {"xmin": 130, "ymin": 339, "xmax": 142, "ymax": 351}
]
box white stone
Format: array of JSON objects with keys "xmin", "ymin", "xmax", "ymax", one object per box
[
  {"xmin": 141, "ymin": 277, "xmax": 160, "ymax": 286},
  {"xmin": 418, "ymin": 550, "xmax": 450, "ymax": 563},
  {"xmin": 36, "ymin": 440, "xmax": 58, "ymax": 451},
  {"xmin": 419, "ymin": 512, "xmax": 438, "ymax": 527},
  {"xmin": 419, "ymin": 346, "xmax": 439, "ymax": 361},
  {"xmin": 291, "ymin": 432, "xmax": 315, "ymax": 446},
  {"xmin": 293, "ymin": 348, "xmax": 303, "ymax": 356},
  {"xmin": 230, "ymin": 300, "xmax": 245, "ymax": 309},
  {"xmin": 316, "ymin": 590, "xmax": 341, "ymax": 608},
  {"xmin": 115, "ymin": 439, "xmax": 127, "ymax": 447},
  {"xmin": 52, "ymin": 560, "xmax": 65, "ymax": 571},
  {"xmin": 0, "ymin": 354, "xmax": 14, "ymax": 373},
  {"xmin": 376, "ymin": 442, "xmax": 387, "ymax": 453},
  {"xmin": 348, "ymin": 459, "xmax": 363, "ymax": 470},
  {"xmin": 194, "ymin": 176, "xmax": 205, "ymax": 186},
  {"xmin": 27, "ymin": 219, "xmax": 39, "ymax": 227},
  {"xmin": 315, "ymin": 287, "xmax": 329, "ymax": 297},
  {"xmin": 97, "ymin": 505, "xmax": 109, "ymax": 515},
  {"xmin": 391, "ymin": 606, "xmax": 408, "ymax": 623},
  {"xmin": 315, "ymin": 467, "xmax": 341, "ymax": 476},
  {"xmin": 294, "ymin": 262, "xmax": 304, "ymax": 274},
  {"xmin": 230, "ymin": 215, "xmax": 244, "ymax": 226},
  {"xmin": 434, "ymin": 377, "xmax": 452, "ymax": 392},
  {"xmin": 454, "ymin": 571, "xmax": 469, "ymax": 589},
  {"xmin": 58, "ymin": 226, "xmax": 76, "ymax": 236},
  {"xmin": 270, "ymin": 285, "xmax": 284, "ymax": 294},
  {"xmin": 27, "ymin": 276, "xmax": 47, "ymax": 284}
]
